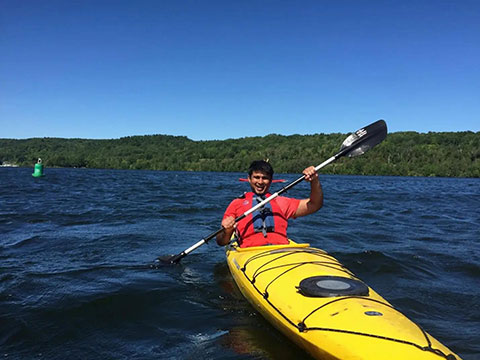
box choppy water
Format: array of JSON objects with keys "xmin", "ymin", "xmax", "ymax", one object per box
[{"xmin": 1, "ymin": 168, "xmax": 479, "ymax": 359}]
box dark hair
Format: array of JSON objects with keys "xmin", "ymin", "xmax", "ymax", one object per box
[{"xmin": 248, "ymin": 160, "xmax": 274, "ymax": 178}]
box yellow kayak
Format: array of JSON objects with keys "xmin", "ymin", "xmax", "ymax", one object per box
[{"xmin": 225, "ymin": 240, "xmax": 460, "ymax": 360}]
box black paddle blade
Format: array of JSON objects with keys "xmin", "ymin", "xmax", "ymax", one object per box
[
  {"xmin": 340, "ymin": 120, "xmax": 387, "ymax": 158},
  {"xmin": 150, "ymin": 256, "xmax": 175, "ymax": 268},
  {"xmin": 151, "ymin": 253, "xmax": 185, "ymax": 267}
]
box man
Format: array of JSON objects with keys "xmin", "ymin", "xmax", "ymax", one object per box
[{"xmin": 216, "ymin": 160, "xmax": 323, "ymax": 247}]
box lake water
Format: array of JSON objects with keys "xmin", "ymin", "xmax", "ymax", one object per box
[{"xmin": 1, "ymin": 168, "xmax": 479, "ymax": 359}]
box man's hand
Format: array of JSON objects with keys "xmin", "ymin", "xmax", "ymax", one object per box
[
  {"xmin": 303, "ymin": 166, "xmax": 319, "ymax": 183},
  {"xmin": 221, "ymin": 216, "xmax": 236, "ymax": 231},
  {"xmin": 217, "ymin": 216, "xmax": 236, "ymax": 246}
]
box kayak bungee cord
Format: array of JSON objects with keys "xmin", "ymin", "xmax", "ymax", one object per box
[
  {"xmin": 236, "ymin": 245, "xmax": 458, "ymax": 360},
  {"xmin": 245, "ymin": 248, "xmax": 356, "ymax": 280},
  {"xmin": 251, "ymin": 260, "xmax": 357, "ymax": 285}
]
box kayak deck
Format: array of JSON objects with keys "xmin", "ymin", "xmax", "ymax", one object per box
[{"xmin": 225, "ymin": 241, "xmax": 460, "ymax": 360}]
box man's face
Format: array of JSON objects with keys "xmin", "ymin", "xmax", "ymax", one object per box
[{"xmin": 248, "ymin": 171, "xmax": 272, "ymax": 195}]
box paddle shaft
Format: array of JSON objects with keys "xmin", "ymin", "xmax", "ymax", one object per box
[
  {"xmin": 166, "ymin": 155, "xmax": 337, "ymax": 263},
  {"xmin": 162, "ymin": 120, "xmax": 387, "ymax": 264}
]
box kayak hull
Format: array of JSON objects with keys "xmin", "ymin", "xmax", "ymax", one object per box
[{"xmin": 225, "ymin": 241, "xmax": 460, "ymax": 360}]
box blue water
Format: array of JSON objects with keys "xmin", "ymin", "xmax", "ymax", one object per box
[{"xmin": 1, "ymin": 168, "xmax": 479, "ymax": 359}]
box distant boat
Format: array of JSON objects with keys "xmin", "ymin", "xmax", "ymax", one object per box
[{"xmin": 0, "ymin": 162, "xmax": 19, "ymax": 167}]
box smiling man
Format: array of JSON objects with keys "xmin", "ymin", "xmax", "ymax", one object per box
[{"xmin": 216, "ymin": 160, "xmax": 323, "ymax": 248}]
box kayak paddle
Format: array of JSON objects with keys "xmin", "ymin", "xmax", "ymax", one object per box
[{"xmin": 155, "ymin": 119, "xmax": 387, "ymax": 265}]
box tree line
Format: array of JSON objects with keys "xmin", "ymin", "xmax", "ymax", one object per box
[{"xmin": 1, "ymin": 131, "xmax": 479, "ymax": 177}]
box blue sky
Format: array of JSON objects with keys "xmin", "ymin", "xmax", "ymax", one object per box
[{"xmin": 1, "ymin": 0, "xmax": 479, "ymax": 140}]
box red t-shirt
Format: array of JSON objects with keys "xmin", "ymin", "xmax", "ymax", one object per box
[{"xmin": 223, "ymin": 193, "xmax": 300, "ymax": 247}]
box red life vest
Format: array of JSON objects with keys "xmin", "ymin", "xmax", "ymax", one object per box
[{"xmin": 235, "ymin": 192, "xmax": 289, "ymax": 247}]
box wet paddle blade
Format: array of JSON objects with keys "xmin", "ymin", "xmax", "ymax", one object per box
[
  {"xmin": 152, "ymin": 253, "xmax": 184, "ymax": 267},
  {"xmin": 340, "ymin": 120, "xmax": 387, "ymax": 158}
]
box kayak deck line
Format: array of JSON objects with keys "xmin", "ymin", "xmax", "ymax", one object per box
[
  {"xmin": 298, "ymin": 324, "xmax": 455, "ymax": 360},
  {"xmin": 297, "ymin": 296, "xmax": 440, "ymax": 354},
  {"xmin": 263, "ymin": 291, "xmax": 454, "ymax": 360},
  {"xmin": 226, "ymin": 241, "xmax": 460, "ymax": 360}
]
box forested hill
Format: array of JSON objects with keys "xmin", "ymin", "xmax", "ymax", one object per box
[{"xmin": 1, "ymin": 131, "xmax": 479, "ymax": 177}]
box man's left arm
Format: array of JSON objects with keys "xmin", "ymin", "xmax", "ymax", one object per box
[{"xmin": 294, "ymin": 166, "xmax": 323, "ymax": 218}]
